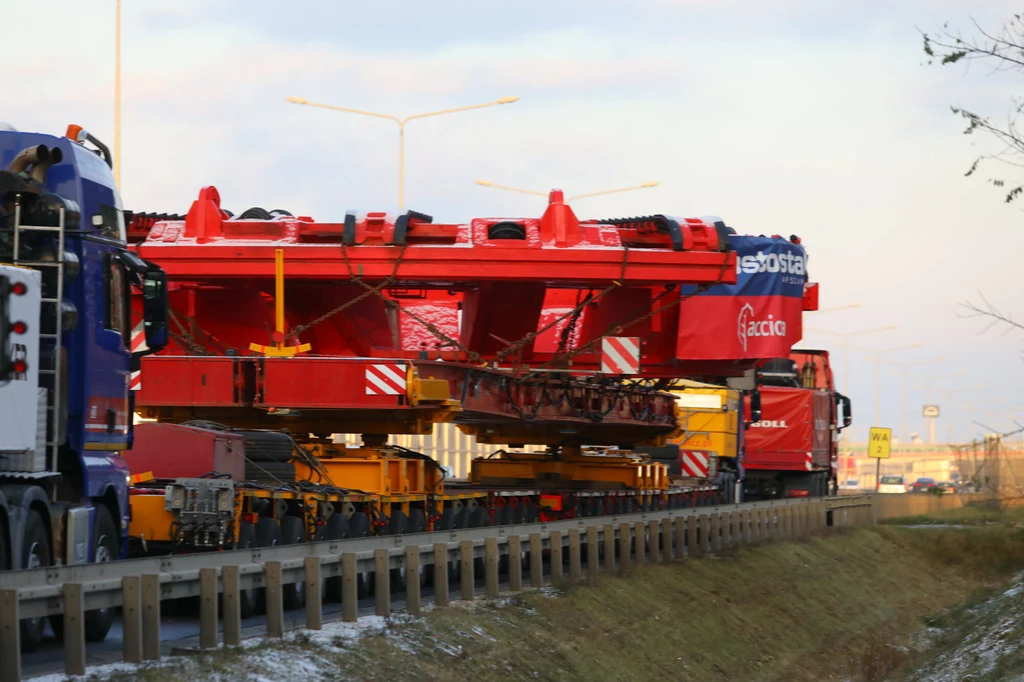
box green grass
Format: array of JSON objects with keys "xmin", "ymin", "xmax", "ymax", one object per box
[{"xmin": 90, "ymin": 522, "xmax": 1024, "ymax": 682}]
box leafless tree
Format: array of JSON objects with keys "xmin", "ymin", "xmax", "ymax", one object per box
[{"xmin": 923, "ymin": 15, "xmax": 1024, "ymax": 203}]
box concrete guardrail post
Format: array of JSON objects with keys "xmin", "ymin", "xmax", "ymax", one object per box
[
  {"xmin": 221, "ymin": 566, "xmax": 241, "ymax": 646},
  {"xmin": 122, "ymin": 576, "xmax": 143, "ymax": 662},
  {"xmin": 405, "ymin": 547, "xmax": 421, "ymax": 614},
  {"xmin": 265, "ymin": 561, "xmax": 284, "ymax": 638},
  {"xmin": 460, "ymin": 540, "xmax": 475, "ymax": 601},
  {"xmin": 432, "ymin": 545, "xmax": 449, "ymax": 607},
  {"xmin": 63, "ymin": 583, "xmax": 85, "ymax": 676},
  {"xmin": 508, "ymin": 535, "xmax": 523, "ymax": 592},
  {"xmin": 199, "ymin": 568, "xmax": 218, "ymax": 649},
  {"xmin": 550, "ymin": 531, "xmax": 563, "ymax": 581}
]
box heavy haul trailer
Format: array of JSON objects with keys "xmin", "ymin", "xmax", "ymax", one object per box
[
  {"xmin": 0, "ymin": 125, "xmax": 171, "ymax": 651},
  {"xmin": 121, "ymin": 186, "xmax": 737, "ymax": 562}
]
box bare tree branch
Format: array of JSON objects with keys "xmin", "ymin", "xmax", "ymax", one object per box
[{"xmin": 923, "ymin": 15, "xmax": 1024, "ymax": 202}]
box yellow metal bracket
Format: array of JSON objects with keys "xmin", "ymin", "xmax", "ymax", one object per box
[{"xmin": 248, "ymin": 248, "xmax": 312, "ymax": 357}]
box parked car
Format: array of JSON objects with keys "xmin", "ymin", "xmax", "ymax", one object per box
[
  {"xmin": 843, "ymin": 478, "xmax": 860, "ymax": 490},
  {"xmin": 909, "ymin": 477, "xmax": 938, "ymax": 493},
  {"xmin": 937, "ymin": 481, "xmax": 958, "ymax": 495},
  {"xmin": 878, "ymin": 475, "xmax": 908, "ymax": 494}
]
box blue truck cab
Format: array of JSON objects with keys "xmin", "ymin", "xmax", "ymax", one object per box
[{"xmin": 0, "ymin": 124, "xmax": 168, "ymax": 650}]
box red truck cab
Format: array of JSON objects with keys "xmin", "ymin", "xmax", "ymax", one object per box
[{"xmin": 742, "ymin": 350, "xmax": 851, "ymax": 499}]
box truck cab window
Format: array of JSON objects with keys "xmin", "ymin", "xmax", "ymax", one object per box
[{"xmin": 106, "ymin": 256, "xmax": 129, "ymax": 345}]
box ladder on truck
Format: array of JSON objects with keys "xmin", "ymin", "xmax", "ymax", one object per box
[{"xmin": 11, "ymin": 196, "xmax": 65, "ymax": 475}]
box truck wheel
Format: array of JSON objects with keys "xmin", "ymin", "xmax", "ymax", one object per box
[
  {"xmin": 20, "ymin": 509, "xmax": 50, "ymax": 652},
  {"xmin": 83, "ymin": 506, "xmax": 118, "ymax": 642},
  {"xmin": 236, "ymin": 524, "xmax": 258, "ymax": 618},
  {"xmin": 254, "ymin": 517, "xmax": 282, "ymax": 614},
  {"xmin": 323, "ymin": 514, "xmax": 349, "ymax": 602},
  {"xmin": 348, "ymin": 513, "xmax": 372, "ymax": 598},
  {"xmin": 279, "ymin": 516, "xmax": 306, "ymax": 611}
]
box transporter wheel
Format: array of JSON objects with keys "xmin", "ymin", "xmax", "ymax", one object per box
[
  {"xmin": 236, "ymin": 524, "xmax": 259, "ymax": 618},
  {"xmin": 470, "ymin": 506, "xmax": 489, "ymax": 576},
  {"xmin": 513, "ymin": 502, "xmax": 528, "ymax": 525},
  {"xmin": 84, "ymin": 506, "xmax": 118, "ymax": 642},
  {"xmin": 387, "ymin": 511, "xmax": 409, "ymax": 593},
  {"xmin": 348, "ymin": 512, "xmax": 372, "ymax": 598},
  {"xmin": 20, "ymin": 509, "xmax": 50, "ymax": 652},
  {"xmin": 408, "ymin": 509, "xmax": 427, "ymax": 534},
  {"xmin": 0, "ymin": 516, "xmax": 7, "ymax": 571},
  {"xmin": 435, "ymin": 508, "xmax": 454, "ymax": 531},
  {"xmin": 323, "ymin": 514, "xmax": 349, "ymax": 602},
  {"xmin": 497, "ymin": 505, "xmax": 514, "ymax": 526},
  {"xmin": 279, "ymin": 516, "xmax": 306, "ymax": 611},
  {"xmin": 254, "ymin": 517, "xmax": 282, "ymax": 614}
]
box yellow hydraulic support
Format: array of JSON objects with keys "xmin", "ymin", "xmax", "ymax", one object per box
[{"xmin": 249, "ymin": 248, "xmax": 312, "ymax": 357}]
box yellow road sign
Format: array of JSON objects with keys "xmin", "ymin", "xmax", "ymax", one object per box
[{"xmin": 869, "ymin": 427, "xmax": 892, "ymax": 459}]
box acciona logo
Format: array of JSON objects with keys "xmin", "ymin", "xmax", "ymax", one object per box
[
  {"xmin": 737, "ymin": 303, "xmax": 787, "ymax": 352},
  {"xmin": 736, "ymin": 250, "xmax": 806, "ymax": 275},
  {"xmin": 749, "ymin": 420, "xmax": 788, "ymax": 428}
]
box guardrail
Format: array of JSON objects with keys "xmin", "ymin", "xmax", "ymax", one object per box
[{"xmin": 0, "ymin": 495, "xmax": 876, "ymax": 682}]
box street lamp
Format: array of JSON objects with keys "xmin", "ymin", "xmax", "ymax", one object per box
[
  {"xmin": 863, "ymin": 343, "xmax": 924, "ymax": 428},
  {"xmin": 474, "ymin": 179, "xmax": 660, "ymax": 203},
  {"xmin": 883, "ymin": 357, "xmax": 947, "ymax": 442},
  {"xmin": 114, "ymin": 0, "xmax": 121, "ymax": 187},
  {"xmin": 804, "ymin": 325, "xmax": 895, "ymax": 398},
  {"xmin": 928, "ymin": 383, "xmax": 984, "ymax": 443},
  {"xmin": 807, "ymin": 303, "xmax": 863, "ymax": 314},
  {"xmin": 287, "ymin": 95, "xmax": 520, "ymax": 210},
  {"xmin": 909, "ymin": 371, "xmax": 967, "ymax": 444}
]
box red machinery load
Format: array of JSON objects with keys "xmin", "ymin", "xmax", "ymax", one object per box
[{"xmin": 132, "ymin": 187, "xmax": 735, "ymax": 370}]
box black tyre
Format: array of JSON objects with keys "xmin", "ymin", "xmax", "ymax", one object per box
[
  {"xmin": 348, "ymin": 513, "xmax": 371, "ymax": 598},
  {"xmin": 279, "ymin": 516, "xmax": 306, "ymax": 610},
  {"xmin": 435, "ymin": 508, "xmax": 454, "ymax": 531},
  {"xmin": 0, "ymin": 516, "xmax": 7, "ymax": 571},
  {"xmin": 84, "ymin": 506, "xmax": 118, "ymax": 642},
  {"xmin": 236, "ymin": 524, "xmax": 259, "ymax": 618},
  {"xmin": 20, "ymin": 509, "xmax": 50, "ymax": 652},
  {"xmin": 254, "ymin": 517, "xmax": 282, "ymax": 615},
  {"xmin": 470, "ymin": 507, "xmax": 488, "ymax": 575},
  {"xmin": 408, "ymin": 509, "xmax": 427, "ymax": 534},
  {"xmin": 323, "ymin": 513, "xmax": 350, "ymax": 602},
  {"xmin": 387, "ymin": 511, "xmax": 409, "ymax": 592},
  {"xmin": 513, "ymin": 503, "xmax": 527, "ymax": 525},
  {"xmin": 238, "ymin": 207, "xmax": 273, "ymax": 220}
]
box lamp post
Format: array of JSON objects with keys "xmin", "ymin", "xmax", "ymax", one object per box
[
  {"xmin": 807, "ymin": 303, "xmax": 863, "ymax": 314},
  {"xmin": 882, "ymin": 357, "xmax": 947, "ymax": 442},
  {"xmin": 287, "ymin": 96, "xmax": 520, "ymax": 210},
  {"xmin": 909, "ymin": 371, "xmax": 967, "ymax": 444},
  {"xmin": 804, "ymin": 325, "xmax": 896, "ymax": 399},
  {"xmin": 114, "ymin": 0, "xmax": 121, "ymax": 187},
  {"xmin": 474, "ymin": 179, "xmax": 660, "ymax": 203},
  {"xmin": 863, "ymin": 344, "xmax": 924, "ymax": 428},
  {"xmin": 927, "ymin": 383, "xmax": 984, "ymax": 443}
]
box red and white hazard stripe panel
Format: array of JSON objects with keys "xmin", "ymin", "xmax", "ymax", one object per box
[
  {"xmin": 130, "ymin": 322, "xmax": 147, "ymax": 391},
  {"xmin": 600, "ymin": 336, "xmax": 640, "ymax": 375},
  {"xmin": 680, "ymin": 450, "xmax": 710, "ymax": 478},
  {"xmin": 365, "ymin": 363, "xmax": 407, "ymax": 396},
  {"xmin": 805, "ymin": 452, "xmax": 813, "ymax": 471}
]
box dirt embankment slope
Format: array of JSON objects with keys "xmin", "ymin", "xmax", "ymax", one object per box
[{"xmin": 92, "ymin": 517, "xmax": 1024, "ymax": 682}]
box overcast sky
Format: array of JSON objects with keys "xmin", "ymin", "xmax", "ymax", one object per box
[{"xmin": 4, "ymin": 0, "xmax": 1021, "ymax": 443}]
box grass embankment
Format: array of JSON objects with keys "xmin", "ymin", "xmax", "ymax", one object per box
[{"xmin": 88, "ymin": 515, "xmax": 1024, "ymax": 682}]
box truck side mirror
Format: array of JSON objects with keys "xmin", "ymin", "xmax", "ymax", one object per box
[
  {"xmin": 837, "ymin": 393, "xmax": 852, "ymax": 428},
  {"xmin": 141, "ymin": 270, "xmax": 169, "ymax": 351},
  {"xmin": 747, "ymin": 389, "xmax": 762, "ymax": 425}
]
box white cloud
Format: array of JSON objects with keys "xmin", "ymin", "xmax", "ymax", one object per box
[{"xmin": 1, "ymin": 0, "xmax": 1021, "ymax": 440}]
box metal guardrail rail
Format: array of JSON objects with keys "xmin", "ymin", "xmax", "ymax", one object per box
[{"xmin": 0, "ymin": 495, "xmax": 876, "ymax": 682}]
